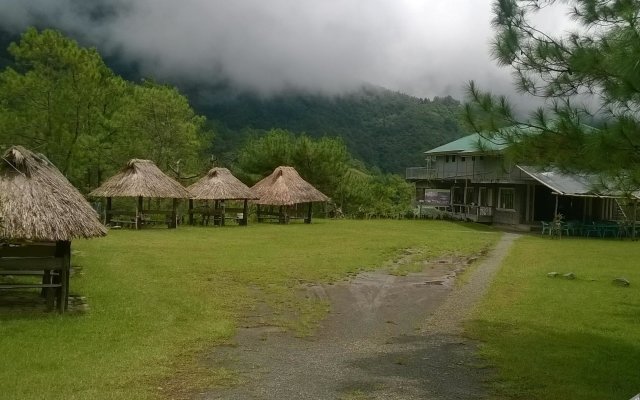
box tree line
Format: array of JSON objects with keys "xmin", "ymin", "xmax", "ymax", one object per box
[{"xmin": 0, "ymin": 28, "xmax": 414, "ymax": 217}]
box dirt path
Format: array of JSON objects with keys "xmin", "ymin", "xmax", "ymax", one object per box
[{"xmin": 201, "ymin": 233, "xmax": 519, "ymax": 400}]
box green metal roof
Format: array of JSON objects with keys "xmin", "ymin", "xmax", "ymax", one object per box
[{"xmin": 425, "ymin": 132, "xmax": 509, "ymax": 155}]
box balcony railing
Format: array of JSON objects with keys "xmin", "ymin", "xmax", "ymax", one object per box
[
  {"xmin": 406, "ymin": 167, "xmax": 436, "ymax": 180},
  {"xmin": 451, "ymin": 204, "xmax": 494, "ymax": 223}
]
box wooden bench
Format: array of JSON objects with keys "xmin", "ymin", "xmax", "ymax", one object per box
[{"xmin": 0, "ymin": 242, "xmax": 69, "ymax": 312}]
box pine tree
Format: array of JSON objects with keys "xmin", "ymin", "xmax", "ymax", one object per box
[{"xmin": 465, "ymin": 0, "xmax": 640, "ymax": 193}]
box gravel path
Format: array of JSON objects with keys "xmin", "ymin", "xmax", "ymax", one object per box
[{"xmin": 201, "ymin": 233, "xmax": 519, "ymax": 400}]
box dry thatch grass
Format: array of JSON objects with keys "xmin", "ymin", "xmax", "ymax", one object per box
[
  {"xmin": 90, "ymin": 159, "xmax": 189, "ymax": 199},
  {"xmin": 250, "ymin": 166, "xmax": 329, "ymax": 206},
  {"xmin": 187, "ymin": 167, "xmax": 258, "ymax": 200},
  {"xmin": 0, "ymin": 146, "xmax": 107, "ymax": 241}
]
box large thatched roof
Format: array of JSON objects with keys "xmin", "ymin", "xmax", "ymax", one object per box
[
  {"xmin": 188, "ymin": 168, "xmax": 258, "ymax": 200},
  {"xmin": 0, "ymin": 146, "xmax": 107, "ymax": 241},
  {"xmin": 250, "ymin": 166, "xmax": 329, "ymax": 206},
  {"xmin": 90, "ymin": 159, "xmax": 189, "ymax": 199}
]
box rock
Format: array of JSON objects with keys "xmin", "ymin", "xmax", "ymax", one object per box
[
  {"xmin": 613, "ymin": 277, "xmax": 630, "ymax": 287},
  {"xmin": 547, "ymin": 272, "xmax": 560, "ymax": 278},
  {"xmin": 563, "ymin": 272, "xmax": 576, "ymax": 280}
]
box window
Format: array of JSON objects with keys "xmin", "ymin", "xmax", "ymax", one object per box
[
  {"xmin": 445, "ymin": 155, "xmax": 449, "ymax": 163},
  {"xmin": 461, "ymin": 156, "xmax": 466, "ymax": 162},
  {"xmin": 498, "ymin": 188, "xmax": 515, "ymax": 210},
  {"xmin": 451, "ymin": 155, "xmax": 456, "ymax": 162}
]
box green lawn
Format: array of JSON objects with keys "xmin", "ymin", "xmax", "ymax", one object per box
[
  {"xmin": 0, "ymin": 220, "xmax": 498, "ymax": 400},
  {"xmin": 468, "ymin": 236, "xmax": 640, "ymax": 400}
]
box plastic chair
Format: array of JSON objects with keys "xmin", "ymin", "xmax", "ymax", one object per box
[{"xmin": 541, "ymin": 221, "xmax": 552, "ymax": 236}]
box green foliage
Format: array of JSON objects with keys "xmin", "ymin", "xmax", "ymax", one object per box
[
  {"xmin": 236, "ymin": 129, "xmax": 414, "ymax": 217},
  {"xmin": 0, "ymin": 28, "xmax": 212, "ymax": 190},
  {"xmin": 468, "ymin": 236, "xmax": 640, "ymax": 400},
  {"xmin": 465, "ymin": 0, "xmax": 640, "ymax": 192},
  {"xmin": 0, "ymin": 221, "xmax": 499, "ymax": 399},
  {"xmin": 195, "ymin": 87, "xmax": 464, "ymax": 173}
]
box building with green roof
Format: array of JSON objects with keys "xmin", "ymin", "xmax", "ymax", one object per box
[{"xmin": 407, "ymin": 131, "xmax": 632, "ymax": 230}]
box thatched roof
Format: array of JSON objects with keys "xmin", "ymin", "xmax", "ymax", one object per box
[
  {"xmin": 188, "ymin": 168, "xmax": 258, "ymax": 200},
  {"xmin": 250, "ymin": 166, "xmax": 329, "ymax": 206},
  {"xmin": 0, "ymin": 146, "xmax": 107, "ymax": 241},
  {"xmin": 90, "ymin": 159, "xmax": 189, "ymax": 199}
]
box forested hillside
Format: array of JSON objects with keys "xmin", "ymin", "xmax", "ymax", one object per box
[
  {"xmin": 0, "ymin": 28, "xmax": 464, "ymax": 175},
  {"xmin": 189, "ymin": 86, "xmax": 464, "ymax": 173}
]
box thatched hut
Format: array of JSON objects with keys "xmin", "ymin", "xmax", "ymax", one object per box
[
  {"xmin": 0, "ymin": 146, "xmax": 106, "ymax": 312},
  {"xmin": 250, "ymin": 166, "xmax": 329, "ymax": 224},
  {"xmin": 89, "ymin": 159, "xmax": 189, "ymax": 229},
  {"xmin": 187, "ymin": 167, "xmax": 258, "ymax": 226}
]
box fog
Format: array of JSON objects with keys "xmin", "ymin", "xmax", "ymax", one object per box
[{"xmin": 0, "ymin": 0, "xmax": 575, "ymax": 103}]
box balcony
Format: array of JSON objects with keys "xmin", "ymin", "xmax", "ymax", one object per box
[{"xmin": 406, "ymin": 167, "xmax": 436, "ymax": 180}]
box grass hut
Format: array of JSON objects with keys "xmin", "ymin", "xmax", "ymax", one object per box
[
  {"xmin": 89, "ymin": 159, "xmax": 189, "ymax": 229},
  {"xmin": 250, "ymin": 166, "xmax": 329, "ymax": 224},
  {"xmin": 0, "ymin": 146, "xmax": 106, "ymax": 312},
  {"xmin": 187, "ymin": 167, "xmax": 258, "ymax": 226}
]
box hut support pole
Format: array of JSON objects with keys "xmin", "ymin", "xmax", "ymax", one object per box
[
  {"xmin": 634, "ymin": 200, "xmax": 638, "ymax": 240},
  {"xmin": 242, "ymin": 199, "xmax": 248, "ymax": 226},
  {"xmin": 257, "ymin": 205, "xmax": 262, "ymax": 223},
  {"xmin": 188, "ymin": 199, "xmax": 194, "ymax": 225},
  {"xmin": 136, "ymin": 196, "xmax": 143, "ymax": 229},
  {"xmin": 279, "ymin": 205, "xmax": 285, "ymax": 224},
  {"xmin": 55, "ymin": 241, "xmax": 71, "ymax": 313},
  {"xmin": 170, "ymin": 198, "xmax": 178, "ymax": 229},
  {"xmin": 221, "ymin": 200, "xmax": 226, "ymax": 227},
  {"xmin": 106, "ymin": 197, "xmax": 112, "ymax": 225},
  {"xmin": 305, "ymin": 202, "xmax": 312, "ymax": 224}
]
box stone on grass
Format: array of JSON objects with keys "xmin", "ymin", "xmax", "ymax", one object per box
[
  {"xmin": 547, "ymin": 272, "xmax": 560, "ymax": 278},
  {"xmin": 613, "ymin": 277, "xmax": 630, "ymax": 287},
  {"xmin": 562, "ymin": 272, "xmax": 576, "ymax": 280}
]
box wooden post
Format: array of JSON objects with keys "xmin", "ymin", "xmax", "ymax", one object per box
[
  {"xmin": 305, "ymin": 202, "xmax": 312, "ymax": 224},
  {"xmin": 279, "ymin": 205, "xmax": 285, "ymax": 224},
  {"xmin": 242, "ymin": 199, "xmax": 248, "ymax": 226},
  {"xmin": 221, "ymin": 200, "xmax": 226, "ymax": 227},
  {"xmin": 55, "ymin": 241, "xmax": 71, "ymax": 313},
  {"xmin": 136, "ymin": 196, "xmax": 143, "ymax": 229},
  {"xmin": 188, "ymin": 199, "xmax": 194, "ymax": 225},
  {"xmin": 170, "ymin": 198, "xmax": 178, "ymax": 229},
  {"xmin": 257, "ymin": 204, "xmax": 262, "ymax": 223},
  {"xmin": 106, "ymin": 197, "xmax": 112, "ymax": 225},
  {"xmin": 633, "ymin": 200, "xmax": 638, "ymax": 240}
]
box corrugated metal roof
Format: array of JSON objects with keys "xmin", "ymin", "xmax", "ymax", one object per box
[
  {"xmin": 518, "ymin": 165, "xmax": 638, "ymax": 199},
  {"xmin": 425, "ymin": 133, "xmax": 508, "ymax": 155}
]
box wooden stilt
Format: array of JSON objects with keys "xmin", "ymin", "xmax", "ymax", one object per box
[
  {"xmin": 170, "ymin": 198, "xmax": 178, "ymax": 228},
  {"xmin": 136, "ymin": 196, "xmax": 143, "ymax": 229},
  {"xmin": 188, "ymin": 199, "xmax": 194, "ymax": 225},
  {"xmin": 305, "ymin": 202, "xmax": 312, "ymax": 224},
  {"xmin": 242, "ymin": 199, "xmax": 249, "ymax": 226},
  {"xmin": 106, "ymin": 197, "xmax": 112, "ymax": 225}
]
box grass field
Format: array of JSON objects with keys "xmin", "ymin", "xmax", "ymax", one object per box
[
  {"xmin": 0, "ymin": 219, "xmax": 498, "ymax": 400},
  {"xmin": 468, "ymin": 236, "xmax": 640, "ymax": 400}
]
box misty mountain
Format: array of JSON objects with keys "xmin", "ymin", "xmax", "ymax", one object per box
[
  {"xmin": 0, "ymin": 28, "xmax": 464, "ymax": 174},
  {"xmin": 188, "ymin": 85, "xmax": 464, "ymax": 174}
]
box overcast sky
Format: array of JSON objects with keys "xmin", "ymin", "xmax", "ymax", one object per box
[{"xmin": 0, "ymin": 0, "xmax": 574, "ymax": 101}]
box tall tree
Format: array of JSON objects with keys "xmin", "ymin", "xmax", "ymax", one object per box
[
  {"xmin": 0, "ymin": 28, "xmax": 122, "ymax": 186},
  {"xmin": 0, "ymin": 28, "xmax": 212, "ymax": 189},
  {"xmin": 110, "ymin": 81, "xmax": 212, "ymax": 176},
  {"xmin": 465, "ymin": 0, "xmax": 640, "ymax": 191}
]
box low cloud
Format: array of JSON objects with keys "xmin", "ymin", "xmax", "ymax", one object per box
[{"xmin": 0, "ymin": 0, "xmax": 574, "ymax": 103}]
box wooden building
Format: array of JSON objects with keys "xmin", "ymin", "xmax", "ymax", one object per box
[
  {"xmin": 90, "ymin": 159, "xmax": 190, "ymax": 229},
  {"xmin": 251, "ymin": 166, "xmax": 329, "ymax": 224},
  {"xmin": 407, "ymin": 133, "xmax": 637, "ymax": 228},
  {"xmin": 187, "ymin": 167, "xmax": 258, "ymax": 226},
  {"xmin": 0, "ymin": 146, "xmax": 106, "ymax": 312}
]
